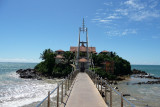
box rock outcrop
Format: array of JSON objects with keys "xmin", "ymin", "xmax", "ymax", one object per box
[
  {"xmin": 133, "ymin": 80, "xmax": 160, "ymax": 85},
  {"xmin": 16, "ymin": 69, "xmax": 42, "ymax": 80},
  {"xmin": 132, "ymin": 69, "xmax": 160, "ymax": 79}
]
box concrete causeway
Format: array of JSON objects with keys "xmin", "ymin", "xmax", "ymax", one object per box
[{"xmin": 65, "ymin": 72, "xmax": 107, "ymax": 107}]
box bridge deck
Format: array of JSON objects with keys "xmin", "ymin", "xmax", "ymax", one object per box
[{"xmin": 65, "ymin": 72, "xmax": 107, "ymax": 107}]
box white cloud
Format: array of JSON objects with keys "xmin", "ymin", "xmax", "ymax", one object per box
[
  {"xmin": 99, "ymin": 19, "xmax": 112, "ymax": 23},
  {"xmin": 106, "ymin": 29, "xmax": 137, "ymax": 37},
  {"xmin": 0, "ymin": 58, "xmax": 41, "ymax": 63},
  {"xmin": 91, "ymin": 0, "xmax": 160, "ymax": 37},
  {"xmin": 106, "ymin": 14, "xmax": 121, "ymax": 19},
  {"xmin": 115, "ymin": 9, "xmax": 128, "ymax": 15},
  {"xmin": 92, "ymin": 18, "xmax": 112, "ymax": 23},
  {"xmin": 122, "ymin": 0, "xmax": 160, "ymax": 21},
  {"xmin": 130, "ymin": 10, "xmax": 159, "ymax": 21},
  {"xmin": 122, "ymin": 29, "xmax": 137, "ymax": 36},
  {"xmin": 124, "ymin": 0, "xmax": 145, "ymax": 10},
  {"xmin": 104, "ymin": 2, "xmax": 112, "ymax": 6},
  {"xmin": 93, "ymin": 0, "xmax": 160, "ymax": 23},
  {"xmin": 149, "ymin": 0, "xmax": 158, "ymax": 9}
]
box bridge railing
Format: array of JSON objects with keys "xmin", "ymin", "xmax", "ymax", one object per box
[
  {"xmin": 36, "ymin": 70, "xmax": 79, "ymax": 107},
  {"xmin": 87, "ymin": 70, "xmax": 135, "ymax": 107}
]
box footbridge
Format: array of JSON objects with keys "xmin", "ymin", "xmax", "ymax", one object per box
[{"xmin": 36, "ymin": 70, "xmax": 135, "ymax": 107}]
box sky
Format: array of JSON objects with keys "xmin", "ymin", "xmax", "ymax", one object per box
[{"xmin": 0, "ymin": 0, "xmax": 160, "ymax": 65}]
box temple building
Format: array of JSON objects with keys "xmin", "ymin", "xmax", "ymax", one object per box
[{"xmin": 55, "ymin": 19, "xmax": 112, "ymax": 73}]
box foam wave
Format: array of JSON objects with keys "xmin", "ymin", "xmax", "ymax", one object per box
[{"xmin": 0, "ymin": 79, "xmax": 58, "ymax": 107}]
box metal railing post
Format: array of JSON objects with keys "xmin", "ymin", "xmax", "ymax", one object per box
[
  {"xmin": 71, "ymin": 72, "xmax": 73, "ymax": 84},
  {"xmin": 96, "ymin": 75, "xmax": 97, "ymax": 88},
  {"xmin": 68, "ymin": 75, "xmax": 69, "ymax": 90},
  {"xmin": 65, "ymin": 78, "xmax": 67, "ymax": 95},
  {"xmin": 48, "ymin": 91, "xmax": 50, "ymax": 107},
  {"xmin": 57, "ymin": 84, "xmax": 59, "ymax": 107},
  {"xmin": 61, "ymin": 82, "xmax": 63, "ymax": 103},
  {"xmin": 101, "ymin": 77, "xmax": 102, "ymax": 95},
  {"xmin": 94, "ymin": 75, "xmax": 96, "ymax": 85},
  {"xmin": 121, "ymin": 92, "xmax": 123, "ymax": 107},
  {"xmin": 105, "ymin": 82, "xmax": 107, "ymax": 103},
  {"xmin": 70, "ymin": 74, "xmax": 72, "ymax": 86},
  {"xmin": 110, "ymin": 86, "xmax": 112, "ymax": 107},
  {"xmin": 98, "ymin": 76, "xmax": 99, "ymax": 91}
]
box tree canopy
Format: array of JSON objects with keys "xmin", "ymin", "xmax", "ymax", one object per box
[
  {"xmin": 34, "ymin": 49, "xmax": 74, "ymax": 78},
  {"xmin": 35, "ymin": 49, "xmax": 131, "ymax": 79},
  {"xmin": 92, "ymin": 52, "xmax": 131, "ymax": 79}
]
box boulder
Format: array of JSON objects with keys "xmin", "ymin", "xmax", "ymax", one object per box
[
  {"xmin": 16, "ymin": 69, "xmax": 41, "ymax": 79},
  {"xmin": 123, "ymin": 94, "xmax": 131, "ymax": 97}
]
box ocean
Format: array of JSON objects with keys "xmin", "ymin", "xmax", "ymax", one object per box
[
  {"xmin": 131, "ymin": 65, "xmax": 160, "ymax": 77},
  {"xmin": 114, "ymin": 65, "xmax": 160, "ymax": 107},
  {"xmin": 0, "ymin": 62, "xmax": 59, "ymax": 107},
  {"xmin": 0, "ymin": 63, "xmax": 160, "ymax": 107}
]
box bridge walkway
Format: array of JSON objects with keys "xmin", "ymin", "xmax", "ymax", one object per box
[{"xmin": 65, "ymin": 72, "xmax": 107, "ymax": 107}]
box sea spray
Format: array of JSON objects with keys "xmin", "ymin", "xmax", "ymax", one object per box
[{"xmin": 0, "ymin": 62, "xmax": 61, "ymax": 107}]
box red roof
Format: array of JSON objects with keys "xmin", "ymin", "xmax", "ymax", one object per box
[
  {"xmin": 79, "ymin": 58, "xmax": 88, "ymax": 62},
  {"xmin": 55, "ymin": 55, "xmax": 64, "ymax": 59},
  {"xmin": 55, "ymin": 49, "xmax": 64, "ymax": 52},
  {"xmin": 101, "ymin": 50, "xmax": 109, "ymax": 53},
  {"xmin": 70, "ymin": 46, "xmax": 96, "ymax": 53}
]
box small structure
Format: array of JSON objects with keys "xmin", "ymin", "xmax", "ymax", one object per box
[
  {"xmin": 100, "ymin": 50, "xmax": 111, "ymax": 56},
  {"xmin": 100, "ymin": 50, "xmax": 109, "ymax": 54},
  {"xmin": 106, "ymin": 61, "xmax": 114, "ymax": 74},
  {"xmin": 55, "ymin": 55, "xmax": 64, "ymax": 64},
  {"xmin": 55, "ymin": 49, "xmax": 65, "ymax": 64},
  {"xmin": 55, "ymin": 49, "xmax": 64, "ymax": 55},
  {"xmin": 102, "ymin": 61, "xmax": 114, "ymax": 74}
]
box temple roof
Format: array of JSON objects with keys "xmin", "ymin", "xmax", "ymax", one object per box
[
  {"xmin": 79, "ymin": 58, "xmax": 88, "ymax": 62},
  {"xmin": 101, "ymin": 50, "xmax": 109, "ymax": 53},
  {"xmin": 55, "ymin": 49, "xmax": 64, "ymax": 52},
  {"xmin": 70, "ymin": 46, "xmax": 96, "ymax": 53}
]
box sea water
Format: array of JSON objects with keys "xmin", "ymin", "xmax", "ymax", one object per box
[
  {"xmin": 0, "ymin": 62, "xmax": 59, "ymax": 107},
  {"xmin": 115, "ymin": 65, "xmax": 160, "ymax": 107},
  {"xmin": 132, "ymin": 65, "xmax": 160, "ymax": 77}
]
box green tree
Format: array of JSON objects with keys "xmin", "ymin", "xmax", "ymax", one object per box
[
  {"xmin": 63, "ymin": 51, "xmax": 75, "ymax": 65},
  {"xmin": 35, "ymin": 49, "xmax": 56, "ymax": 75}
]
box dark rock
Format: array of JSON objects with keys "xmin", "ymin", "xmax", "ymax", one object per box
[
  {"xmin": 37, "ymin": 77, "xmax": 42, "ymax": 80},
  {"xmin": 132, "ymin": 69, "xmax": 148, "ymax": 75},
  {"xmin": 114, "ymin": 87, "xmax": 118, "ymax": 89},
  {"xmin": 133, "ymin": 80, "xmax": 160, "ymax": 85},
  {"xmin": 99, "ymin": 90, "xmax": 105, "ymax": 97},
  {"xmin": 132, "ymin": 69, "xmax": 160, "ymax": 80},
  {"xmin": 123, "ymin": 94, "xmax": 131, "ymax": 96},
  {"xmin": 16, "ymin": 69, "xmax": 41, "ymax": 80},
  {"xmin": 114, "ymin": 81, "xmax": 118, "ymax": 85}
]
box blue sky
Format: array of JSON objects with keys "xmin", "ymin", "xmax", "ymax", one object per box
[{"xmin": 0, "ymin": 0, "xmax": 160, "ymax": 65}]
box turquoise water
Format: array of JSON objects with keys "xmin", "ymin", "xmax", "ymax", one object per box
[
  {"xmin": 131, "ymin": 65, "xmax": 160, "ymax": 77},
  {"xmin": 0, "ymin": 62, "xmax": 57, "ymax": 107},
  {"xmin": 0, "ymin": 62, "xmax": 37, "ymax": 82}
]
